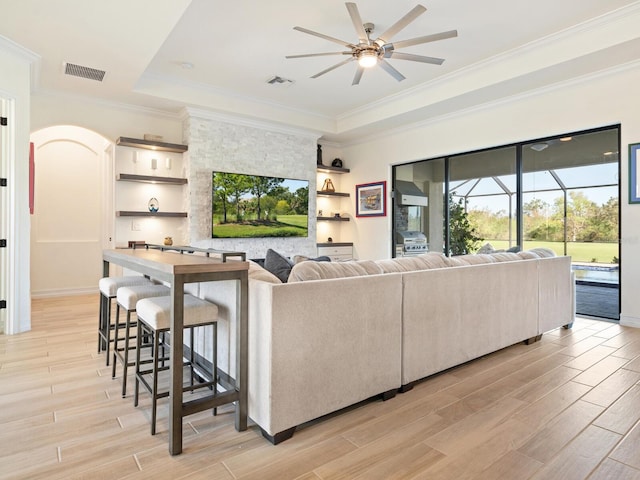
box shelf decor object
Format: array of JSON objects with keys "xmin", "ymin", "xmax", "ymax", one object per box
[
  {"xmin": 321, "ymin": 178, "xmax": 335, "ymax": 192},
  {"xmin": 148, "ymin": 197, "xmax": 159, "ymax": 212},
  {"xmin": 356, "ymin": 181, "xmax": 387, "ymax": 217}
]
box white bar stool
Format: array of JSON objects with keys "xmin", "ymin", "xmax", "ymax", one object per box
[
  {"xmin": 98, "ymin": 275, "xmax": 152, "ymax": 365},
  {"xmin": 134, "ymin": 294, "xmax": 219, "ymax": 435},
  {"xmin": 111, "ymin": 284, "xmax": 171, "ymax": 397}
]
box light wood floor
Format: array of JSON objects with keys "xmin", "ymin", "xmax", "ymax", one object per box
[{"xmin": 2, "ymin": 295, "xmax": 640, "ymax": 479}]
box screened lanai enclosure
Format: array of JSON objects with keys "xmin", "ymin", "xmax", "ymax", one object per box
[{"xmin": 392, "ymin": 126, "xmax": 620, "ymax": 320}]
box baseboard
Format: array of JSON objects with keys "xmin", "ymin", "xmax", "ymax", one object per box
[
  {"xmin": 620, "ymin": 315, "xmax": 640, "ymax": 328},
  {"xmin": 31, "ymin": 287, "xmax": 98, "ymax": 299}
]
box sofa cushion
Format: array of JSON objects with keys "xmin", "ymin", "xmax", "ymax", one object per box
[
  {"xmin": 376, "ymin": 253, "xmax": 449, "ymax": 273},
  {"xmin": 264, "ymin": 249, "xmax": 294, "ymax": 283},
  {"xmin": 248, "ymin": 260, "xmax": 282, "ymax": 284},
  {"xmin": 446, "ymin": 254, "xmax": 497, "ymax": 266},
  {"xmin": 517, "ymin": 250, "xmax": 539, "ymax": 260},
  {"xmin": 489, "ymin": 252, "xmax": 523, "ymax": 262},
  {"xmin": 288, "ymin": 260, "xmax": 383, "ymax": 282},
  {"xmin": 292, "ymin": 254, "xmax": 331, "ymax": 264},
  {"xmin": 528, "ymin": 247, "xmax": 557, "ymax": 258}
]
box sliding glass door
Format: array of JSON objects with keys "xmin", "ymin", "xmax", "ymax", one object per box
[{"xmin": 392, "ymin": 125, "xmax": 620, "ymax": 320}]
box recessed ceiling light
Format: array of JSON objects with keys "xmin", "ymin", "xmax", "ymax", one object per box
[
  {"xmin": 559, "ymin": 137, "xmax": 573, "ymax": 142},
  {"xmin": 180, "ymin": 62, "xmax": 194, "ymax": 70}
]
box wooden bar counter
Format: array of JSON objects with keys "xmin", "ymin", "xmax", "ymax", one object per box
[{"xmin": 102, "ymin": 248, "xmax": 249, "ymax": 455}]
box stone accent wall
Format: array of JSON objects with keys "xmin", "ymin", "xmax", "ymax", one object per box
[{"xmin": 183, "ymin": 112, "xmax": 319, "ymax": 259}]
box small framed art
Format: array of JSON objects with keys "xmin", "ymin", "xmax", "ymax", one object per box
[{"xmin": 355, "ymin": 181, "xmax": 386, "ymax": 217}]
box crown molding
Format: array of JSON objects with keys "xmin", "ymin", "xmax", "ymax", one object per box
[
  {"xmin": 338, "ymin": 57, "xmax": 640, "ymax": 149},
  {"xmin": 32, "ymin": 88, "xmax": 183, "ymax": 120},
  {"xmin": 0, "ymin": 35, "xmax": 39, "ymax": 63}
]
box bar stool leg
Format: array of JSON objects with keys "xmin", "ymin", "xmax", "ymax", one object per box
[
  {"xmin": 121, "ymin": 310, "xmax": 134, "ymax": 397},
  {"xmin": 111, "ymin": 303, "xmax": 121, "ymax": 377},
  {"xmin": 134, "ymin": 320, "xmax": 142, "ymax": 408},
  {"xmin": 98, "ymin": 293, "xmax": 105, "ymax": 353},
  {"xmin": 104, "ymin": 297, "xmax": 115, "ymax": 366},
  {"xmin": 151, "ymin": 327, "xmax": 160, "ymax": 435}
]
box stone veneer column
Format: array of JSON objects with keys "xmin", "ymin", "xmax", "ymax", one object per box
[{"xmin": 182, "ymin": 109, "xmax": 320, "ymax": 259}]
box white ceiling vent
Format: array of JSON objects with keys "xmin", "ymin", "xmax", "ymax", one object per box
[{"xmin": 63, "ymin": 62, "xmax": 107, "ymax": 82}]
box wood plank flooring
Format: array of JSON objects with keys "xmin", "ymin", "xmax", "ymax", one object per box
[{"xmin": 1, "ymin": 294, "xmax": 640, "ymax": 479}]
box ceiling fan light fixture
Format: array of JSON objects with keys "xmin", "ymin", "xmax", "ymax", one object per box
[{"xmin": 358, "ymin": 50, "xmax": 378, "ymax": 68}]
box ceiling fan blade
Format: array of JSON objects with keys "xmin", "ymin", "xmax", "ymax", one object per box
[
  {"xmin": 389, "ymin": 51, "xmax": 444, "ymax": 65},
  {"xmin": 293, "ymin": 26, "xmax": 355, "ymax": 48},
  {"xmin": 310, "ymin": 57, "xmax": 355, "ymax": 79},
  {"xmin": 392, "ymin": 30, "xmax": 458, "ymax": 49},
  {"xmin": 376, "ymin": 5, "xmax": 426, "ymax": 44},
  {"xmin": 286, "ymin": 51, "xmax": 352, "ymax": 59},
  {"xmin": 378, "ymin": 59, "xmax": 406, "ymax": 82},
  {"xmin": 345, "ymin": 2, "xmax": 369, "ymax": 44},
  {"xmin": 352, "ymin": 65, "xmax": 364, "ymax": 85}
]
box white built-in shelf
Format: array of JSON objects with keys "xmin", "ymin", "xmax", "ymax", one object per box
[
  {"xmin": 116, "ymin": 211, "xmax": 188, "ymax": 218},
  {"xmin": 116, "ymin": 173, "xmax": 187, "ymax": 185},
  {"xmin": 317, "ymin": 165, "xmax": 350, "ymax": 174},
  {"xmin": 116, "ymin": 137, "xmax": 188, "ymax": 153},
  {"xmin": 317, "ymin": 191, "xmax": 350, "ymax": 197}
]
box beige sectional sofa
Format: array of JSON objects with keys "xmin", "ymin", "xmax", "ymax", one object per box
[{"xmin": 196, "ymin": 248, "xmax": 574, "ymax": 444}]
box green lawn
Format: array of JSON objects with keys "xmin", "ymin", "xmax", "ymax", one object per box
[
  {"xmin": 212, "ymin": 215, "xmax": 308, "ymax": 238},
  {"xmin": 487, "ymin": 240, "xmax": 618, "ymax": 264}
]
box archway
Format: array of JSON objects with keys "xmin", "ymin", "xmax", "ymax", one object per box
[{"xmin": 30, "ymin": 126, "xmax": 112, "ymax": 297}]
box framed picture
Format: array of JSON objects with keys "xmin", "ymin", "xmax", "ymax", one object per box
[
  {"xmin": 356, "ymin": 181, "xmax": 386, "ymax": 217},
  {"xmin": 630, "ymin": 143, "xmax": 640, "ymax": 203}
]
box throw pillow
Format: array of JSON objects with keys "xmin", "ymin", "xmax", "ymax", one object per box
[
  {"xmin": 507, "ymin": 245, "xmax": 522, "ymax": 253},
  {"xmin": 264, "ymin": 249, "xmax": 294, "ymax": 283}
]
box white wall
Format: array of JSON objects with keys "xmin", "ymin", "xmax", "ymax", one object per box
[
  {"xmin": 340, "ymin": 61, "xmax": 640, "ymax": 326},
  {"xmin": 0, "ymin": 38, "xmax": 34, "ymax": 334}
]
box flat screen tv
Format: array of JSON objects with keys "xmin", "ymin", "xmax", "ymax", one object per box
[{"xmin": 212, "ymin": 171, "xmax": 309, "ymax": 238}]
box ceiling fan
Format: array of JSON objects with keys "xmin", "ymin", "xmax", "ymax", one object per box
[{"xmin": 286, "ymin": 2, "xmax": 457, "ymax": 85}]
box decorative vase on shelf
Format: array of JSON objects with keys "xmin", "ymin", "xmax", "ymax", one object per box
[
  {"xmin": 148, "ymin": 197, "xmax": 159, "ymax": 212},
  {"xmin": 317, "ymin": 144, "xmax": 323, "ymax": 166}
]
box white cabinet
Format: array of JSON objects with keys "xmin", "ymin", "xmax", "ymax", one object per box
[
  {"xmin": 317, "ymin": 243, "xmax": 353, "ymax": 261},
  {"xmin": 113, "ymin": 137, "xmax": 188, "ymax": 248}
]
